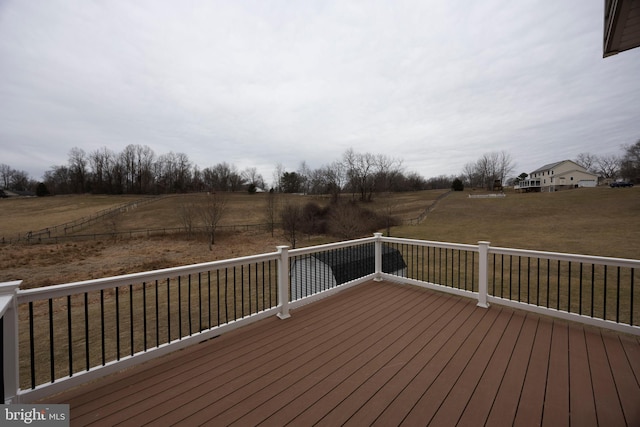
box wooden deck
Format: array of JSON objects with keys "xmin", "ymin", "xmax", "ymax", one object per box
[{"xmin": 42, "ymin": 280, "xmax": 640, "ymax": 426}]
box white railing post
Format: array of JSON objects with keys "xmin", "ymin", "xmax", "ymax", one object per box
[
  {"xmin": 276, "ymin": 246, "xmax": 291, "ymax": 319},
  {"xmin": 374, "ymin": 233, "xmax": 383, "ymax": 281},
  {"xmin": 477, "ymin": 241, "xmax": 490, "ymax": 308},
  {"xmin": 0, "ymin": 280, "xmax": 22, "ymax": 404}
]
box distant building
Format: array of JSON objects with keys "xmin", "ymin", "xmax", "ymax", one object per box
[{"xmin": 516, "ymin": 160, "xmax": 599, "ymax": 192}]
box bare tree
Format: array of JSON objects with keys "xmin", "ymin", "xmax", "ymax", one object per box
[
  {"xmin": 89, "ymin": 147, "xmax": 119, "ymax": 193},
  {"xmin": 343, "ymin": 149, "xmax": 405, "ymax": 201},
  {"xmin": 620, "ymin": 139, "xmax": 640, "ymax": 183},
  {"xmin": 379, "ymin": 194, "xmax": 399, "ymax": 237},
  {"xmin": 199, "ymin": 192, "xmax": 228, "ymax": 250},
  {"xmin": 307, "ymin": 161, "xmax": 346, "ymax": 199},
  {"xmin": 0, "ymin": 164, "xmax": 11, "ymax": 189},
  {"xmin": 264, "ymin": 190, "xmax": 279, "ymax": 237},
  {"xmin": 9, "ymin": 170, "xmax": 29, "ymax": 191},
  {"xmin": 43, "ymin": 166, "xmax": 71, "ymax": 194},
  {"xmin": 175, "ymin": 152, "xmax": 192, "ymax": 192},
  {"xmin": 575, "ymin": 152, "xmax": 599, "ymax": 173},
  {"xmin": 297, "ymin": 161, "xmax": 312, "ymax": 194},
  {"xmin": 155, "ymin": 152, "xmax": 192, "ymax": 193},
  {"xmin": 343, "ymin": 148, "xmax": 376, "ymax": 201},
  {"xmin": 120, "ymin": 144, "xmax": 137, "ymax": 193},
  {"xmin": 462, "ymin": 161, "xmax": 479, "ymax": 188},
  {"xmin": 242, "ymin": 167, "xmax": 265, "ymax": 190},
  {"xmin": 273, "ymin": 162, "xmax": 285, "ymax": 192},
  {"xmin": 202, "ymin": 162, "xmax": 242, "ymax": 191},
  {"xmin": 280, "ymin": 200, "xmax": 302, "ymax": 248},
  {"xmin": 596, "ymin": 154, "xmax": 620, "ymax": 179},
  {"xmin": 496, "ymin": 151, "xmax": 515, "ymax": 187},
  {"xmin": 327, "ymin": 201, "xmax": 366, "ymax": 239},
  {"xmin": 464, "ymin": 151, "xmax": 514, "ymax": 190},
  {"xmin": 68, "ymin": 147, "xmax": 88, "ymax": 193},
  {"xmin": 178, "ymin": 199, "xmax": 198, "ymax": 239},
  {"xmin": 155, "ymin": 152, "xmax": 177, "ymax": 192},
  {"xmin": 136, "ymin": 145, "xmax": 156, "ymax": 193},
  {"xmin": 191, "ymin": 165, "xmax": 204, "ymax": 192},
  {"xmin": 374, "ymin": 154, "xmax": 403, "ymax": 193},
  {"xmin": 0, "ymin": 164, "xmax": 30, "ymax": 191}
]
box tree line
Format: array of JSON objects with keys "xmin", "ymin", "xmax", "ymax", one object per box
[
  {"xmin": 0, "ymin": 145, "xmax": 452, "ymax": 199},
  {"xmin": 3, "ymin": 139, "xmax": 637, "ymax": 197},
  {"xmin": 573, "ymin": 140, "xmax": 640, "ymax": 182}
]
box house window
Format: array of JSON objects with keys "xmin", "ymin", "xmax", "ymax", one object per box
[{"xmin": 571, "ymin": 177, "xmax": 574, "ymax": 181}]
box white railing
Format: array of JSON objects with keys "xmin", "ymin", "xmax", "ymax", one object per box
[{"xmin": 2, "ymin": 234, "xmax": 638, "ymax": 403}]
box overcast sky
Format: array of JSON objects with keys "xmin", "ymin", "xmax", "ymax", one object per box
[{"xmin": 1, "ymin": 0, "xmax": 639, "ymax": 184}]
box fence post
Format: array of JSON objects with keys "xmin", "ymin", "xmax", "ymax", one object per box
[
  {"xmin": 0, "ymin": 280, "xmax": 22, "ymax": 404},
  {"xmin": 477, "ymin": 241, "xmax": 490, "ymax": 308},
  {"xmin": 276, "ymin": 246, "xmax": 291, "ymax": 319},
  {"xmin": 374, "ymin": 233, "xmax": 383, "ymax": 281}
]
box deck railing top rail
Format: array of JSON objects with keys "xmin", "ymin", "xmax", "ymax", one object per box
[
  {"xmin": 288, "ymin": 236, "xmax": 377, "ymax": 257},
  {"xmin": 17, "ymin": 251, "xmax": 282, "ymax": 303},
  {"xmin": 489, "ymin": 245, "xmax": 640, "ymax": 268}
]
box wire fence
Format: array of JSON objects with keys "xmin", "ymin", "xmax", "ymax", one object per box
[
  {"xmin": 1, "ymin": 223, "xmax": 278, "ymax": 245},
  {"xmin": 402, "ymin": 190, "xmax": 452, "ymax": 225},
  {"xmin": 3, "ymin": 191, "xmax": 448, "ymax": 245},
  {"xmin": 2, "ymin": 196, "xmax": 169, "ymax": 244}
]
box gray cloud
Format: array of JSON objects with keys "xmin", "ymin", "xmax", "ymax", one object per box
[{"xmin": 1, "ymin": 0, "xmax": 639, "ymax": 183}]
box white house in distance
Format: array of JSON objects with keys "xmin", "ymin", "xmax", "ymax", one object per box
[{"xmin": 516, "ymin": 160, "xmax": 599, "ymax": 192}]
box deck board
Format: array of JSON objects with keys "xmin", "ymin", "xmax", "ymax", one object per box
[
  {"xmin": 568, "ymin": 325, "xmax": 598, "ymax": 427},
  {"xmin": 601, "ymin": 331, "xmax": 640, "ymax": 424},
  {"xmin": 513, "ymin": 316, "xmax": 552, "ymax": 426},
  {"xmin": 542, "ymin": 321, "xmax": 570, "ymax": 427},
  {"xmin": 455, "ymin": 311, "xmax": 523, "ymax": 427},
  {"xmin": 586, "ymin": 330, "xmax": 627, "ymax": 426},
  {"xmin": 400, "ymin": 306, "xmax": 501, "ymax": 425},
  {"xmin": 236, "ymin": 290, "xmax": 455, "ymax": 426},
  {"xmin": 484, "ymin": 314, "xmax": 539, "ymax": 426},
  {"xmin": 39, "ymin": 280, "xmax": 640, "ymax": 426},
  {"xmin": 427, "ymin": 308, "xmax": 513, "ymax": 426}
]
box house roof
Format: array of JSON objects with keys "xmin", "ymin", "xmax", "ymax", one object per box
[
  {"xmin": 530, "ymin": 160, "xmax": 599, "ymax": 180},
  {"xmin": 314, "ymin": 243, "xmax": 406, "ymax": 285},
  {"xmin": 604, "ymin": 0, "xmax": 640, "ymax": 57},
  {"xmin": 530, "ymin": 161, "xmax": 566, "ymax": 174}
]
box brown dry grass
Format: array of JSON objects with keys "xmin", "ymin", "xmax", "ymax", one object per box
[
  {"xmin": 0, "ymin": 194, "xmax": 142, "ymax": 238},
  {"xmin": 0, "ymin": 191, "xmax": 443, "ymax": 288},
  {"xmin": 392, "ymin": 186, "xmax": 640, "ymax": 258},
  {"xmin": 2, "ymin": 187, "xmax": 637, "ymax": 290}
]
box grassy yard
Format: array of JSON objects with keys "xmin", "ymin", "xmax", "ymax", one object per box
[
  {"xmin": 391, "ymin": 186, "xmax": 640, "ymax": 258},
  {"xmin": 0, "ymin": 190, "xmax": 448, "ymax": 239},
  {"xmin": 0, "ymin": 194, "xmax": 144, "ymax": 239},
  {"xmin": 1, "ymin": 187, "xmax": 638, "ymax": 289}
]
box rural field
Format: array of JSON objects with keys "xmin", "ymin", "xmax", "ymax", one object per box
[
  {"xmin": 3, "ymin": 186, "xmax": 639, "ymax": 390},
  {"xmin": 393, "ymin": 186, "xmax": 640, "ymax": 257},
  {"xmin": 1, "ymin": 186, "xmax": 638, "ymax": 289}
]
